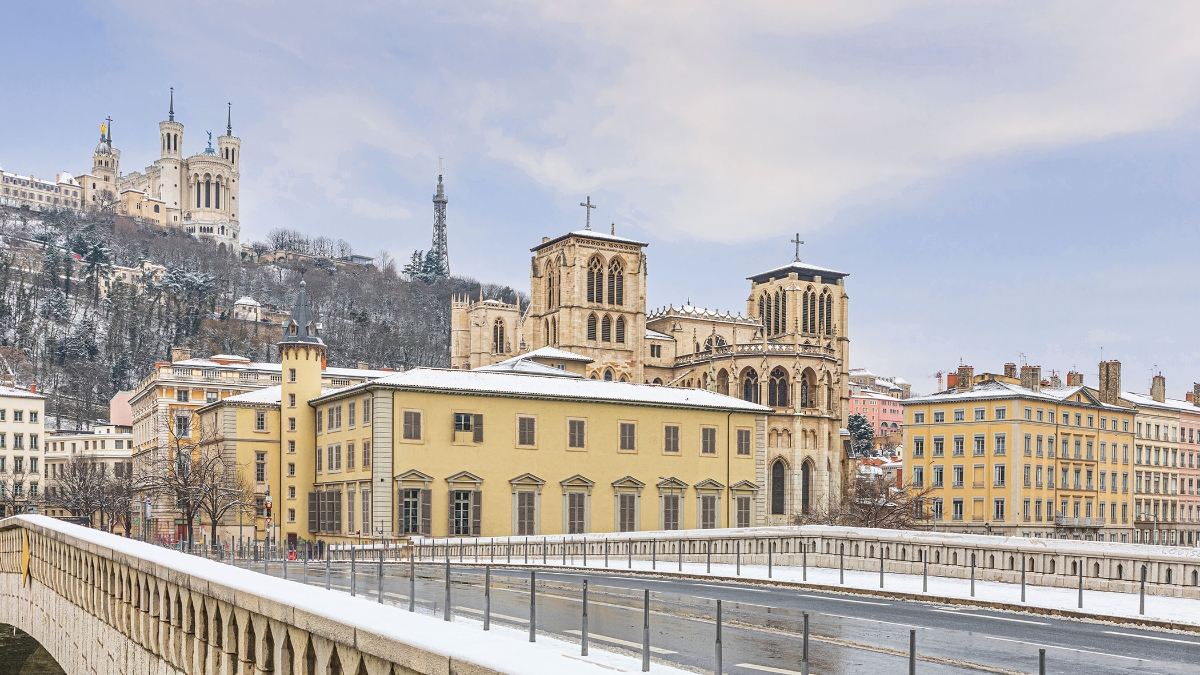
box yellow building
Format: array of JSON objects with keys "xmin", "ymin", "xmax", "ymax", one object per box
[
  {"xmin": 903, "ymin": 362, "xmax": 1136, "ymax": 542},
  {"xmin": 201, "ymin": 282, "xmax": 770, "ymax": 548}
]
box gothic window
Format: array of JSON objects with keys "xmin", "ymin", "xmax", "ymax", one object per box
[
  {"xmin": 615, "ymin": 316, "xmax": 626, "ymax": 343},
  {"xmin": 742, "ymin": 370, "xmax": 759, "ymax": 404},
  {"xmin": 758, "ymin": 296, "xmax": 765, "ymax": 321},
  {"xmin": 195, "ymin": 181, "xmax": 201, "ymax": 208},
  {"xmin": 204, "ymin": 179, "xmax": 211, "ymax": 208},
  {"xmin": 717, "ymin": 369, "xmax": 729, "ymax": 395},
  {"xmin": 608, "ymin": 260, "xmax": 624, "ymax": 306},
  {"xmin": 774, "ymin": 291, "xmax": 782, "ymax": 334},
  {"xmin": 231, "ymin": 148, "xmax": 235, "ymax": 164},
  {"xmin": 800, "ymin": 376, "xmax": 810, "ymax": 408},
  {"xmin": 543, "ymin": 319, "xmax": 550, "ymax": 346},
  {"xmin": 174, "ymin": 134, "xmax": 178, "ymax": 151},
  {"xmin": 823, "ymin": 292, "xmax": 833, "ymax": 334},
  {"xmin": 601, "ymin": 315, "xmax": 612, "ymax": 342},
  {"xmin": 552, "ymin": 317, "xmax": 558, "ymax": 344},
  {"xmin": 769, "ymin": 367, "xmax": 789, "ymax": 407},
  {"xmin": 818, "ymin": 293, "xmax": 825, "ymax": 335},
  {"xmin": 801, "ymin": 291, "xmax": 809, "ymax": 333},
  {"xmin": 780, "ymin": 290, "xmax": 786, "ymax": 333},
  {"xmin": 545, "ymin": 265, "xmax": 557, "ymax": 309},
  {"xmin": 492, "ymin": 319, "xmax": 506, "ymax": 354},
  {"xmin": 801, "ymin": 461, "xmax": 812, "ymax": 514},
  {"xmin": 587, "ymin": 257, "xmax": 604, "ymax": 303},
  {"xmin": 809, "ymin": 290, "xmax": 817, "ymax": 333},
  {"xmin": 215, "ymin": 181, "xmax": 221, "ymax": 209},
  {"xmin": 587, "ymin": 314, "xmax": 597, "ymax": 341},
  {"xmin": 702, "ymin": 335, "xmax": 727, "ymax": 352},
  {"xmin": 771, "ymin": 460, "xmax": 786, "ymax": 515},
  {"xmin": 764, "ymin": 294, "xmax": 772, "ymax": 333},
  {"xmin": 604, "ymin": 369, "xmax": 614, "ymax": 381}
]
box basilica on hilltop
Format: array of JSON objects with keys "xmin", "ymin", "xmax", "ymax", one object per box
[
  {"xmin": 451, "ymin": 220, "xmax": 854, "ymax": 522},
  {"xmin": 78, "ymin": 89, "xmax": 242, "ymax": 249}
]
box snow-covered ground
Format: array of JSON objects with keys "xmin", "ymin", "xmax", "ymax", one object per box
[{"xmin": 481, "ymin": 555, "xmax": 1200, "ymax": 628}]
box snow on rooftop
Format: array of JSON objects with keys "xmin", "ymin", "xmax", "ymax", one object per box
[
  {"xmin": 0, "ymin": 385, "xmax": 44, "ymax": 400},
  {"xmin": 220, "ymin": 385, "xmax": 282, "ymax": 405},
  {"xmin": 531, "ymin": 229, "xmax": 649, "ymax": 251},
  {"xmin": 323, "ymin": 367, "xmax": 772, "ymax": 413},
  {"xmin": 747, "ymin": 260, "xmax": 848, "ymax": 283},
  {"xmin": 476, "ymin": 358, "xmax": 583, "ymax": 378},
  {"xmin": 646, "ymin": 328, "xmax": 674, "ymax": 340},
  {"xmin": 904, "ymin": 379, "xmax": 1128, "ymax": 409},
  {"xmin": 508, "ymin": 346, "xmax": 594, "ymax": 363},
  {"xmin": 234, "ymin": 296, "xmax": 261, "ymax": 306},
  {"xmin": 1122, "ymin": 391, "xmax": 1200, "ymax": 413}
]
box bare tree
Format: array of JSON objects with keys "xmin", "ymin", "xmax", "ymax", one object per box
[
  {"xmin": 139, "ymin": 424, "xmax": 214, "ymax": 543},
  {"xmin": 195, "ymin": 450, "xmax": 252, "ymax": 544},
  {"xmin": 0, "ymin": 465, "xmax": 34, "ymax": 517},
  {"xmin": 43, "ymin": 454, "xmax": 108, "ymax": 524},
  {"xmin": 101, "ymin": 464, "xmax": 140, "ymax": 536},
  {"xmin": 795, "ymin": 473, "xmax": 935, "ymax": 530}
]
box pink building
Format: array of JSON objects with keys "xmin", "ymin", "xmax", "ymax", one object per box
[{"xmin": 849, "ymin": 388, "xmax": 903, "ymax": 440}]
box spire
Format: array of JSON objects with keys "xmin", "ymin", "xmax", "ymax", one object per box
[
  {"xmin": 280, "ymin": 280, "xmax": 323, "ymax": 344},
  {"xmin": 169, "ymin": 87, "xmax": 174, "ymax": 122},
  {"xmin": 226, "ymin": 102, "xmax": 232, "ymax": 136},
  {"xmin": 106, "ymin": 117, "xmax": 113, "ymax": 145}
]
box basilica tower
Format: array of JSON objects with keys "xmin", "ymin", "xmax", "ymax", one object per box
[
  {"xmin": 154, "ymin": 89, "xmax": 185, "ymax": 223},
  {"xmin": 216, "ymin": 103, "xmax": 242, "ymax": 228}
]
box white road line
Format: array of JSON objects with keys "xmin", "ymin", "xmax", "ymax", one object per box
[
  {"xmin": 1103, "ymin": 630, "xmax": 1200, "ymax": 646},
  {"xmin": 798, "ymin": 594, "xmax": 889, "ymax": 606},
  {"xmin": 692, "ymin": 583, "xmax": 770, "ymax": 593},
  {"xmin": 563, "ymin": 629, "xmax": 677, "ymax": 654},
  {"xmin": 735, "ymin": 663, "xmax": 810, "ymax": 675},
  {"xmin": 983, "ymin": 636, "xmax": 1142, "ymax": 661},
  {"xmin": 930, "ymin": 609, "xmax": 1047, "ymax": 626},
  {"xmin": 819, "ymin": 612, "xmax": 916, "ymax": 629},
  {"xmin": 455, "ymin": 606, "xmax": 528, "ymax": 624}
]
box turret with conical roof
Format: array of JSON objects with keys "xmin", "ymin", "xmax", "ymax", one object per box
[
  {"xmin": 281, "ymin": 281, "xmax": 324, "ymax": 345},
  {"xmin": 160, "ymin": 87, "xmax": 184, "ymax": 160},
  {"xmin": 278, "ymin": 280, "xmax": 325, "ymax": 536}
]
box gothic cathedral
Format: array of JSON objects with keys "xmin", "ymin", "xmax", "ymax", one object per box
[{"xmin": 450, "ymin": 225, "xmax": 853, "ymax": 522}]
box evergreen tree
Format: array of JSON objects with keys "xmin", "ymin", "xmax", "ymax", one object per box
[{"xmin": 847, "ymin": 413, "xmax": 875, "ymax": 457}]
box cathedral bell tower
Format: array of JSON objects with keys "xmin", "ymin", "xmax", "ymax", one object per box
[
  {"xmin": 159, "ymin": 88, "xmax": 184, "ymax": 161},
  {"xmin": 278, "ymin": 280, "xmax": 325, "ymax": 537}
]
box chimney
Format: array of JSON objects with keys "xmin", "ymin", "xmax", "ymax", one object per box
[
  {"xmin": 1020, "ymin": 365, "xmax": 1041, "ymax": 392},
  {"xmin": 945, "ymin": 373, "xmax": 958, "ymax": 390},
  {"xmin": 1194, "ymin": 382, "xmax": 1200, "ymax": 408},
  {"xmin": 1188, "ymin": 392, "xmax": 1195, "ymax": 403},
  {"xmin": 1151, "ymin": 374, "xmax": 1166, "ymax": 403},
  {"xmin": 1003, "ymin": 363, "xmax": 1017, "ymax": 378},
  {"xmin": 170, "ymin": 346, "xmax": 191, "ymax": 363},
  {"xmin": 357, "ymin": 361, "xmax": 370, "ymax": 370},
  {"xmin": 29, "ymin": 382, "xmax": 36, "ymax": 394},
  {"xmin": 1098, "ymin": 360, "xmax": 1122, "ymax": 405},
  {"xmin": 957, "ymin": 365, "xmax": 974, "ymax": 392},
  {"xmin": 1066, "ymin": 370, "xmax": 1083, "ymax": 387},
  {"xmin": 1048, "ymin": 370, "xmax": 1062, "ymax": 388}
]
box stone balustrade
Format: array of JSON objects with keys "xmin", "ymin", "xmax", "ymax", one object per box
[{"xmin": 416, "ymin": 524, "xmax": 1200, "ymax": 598}]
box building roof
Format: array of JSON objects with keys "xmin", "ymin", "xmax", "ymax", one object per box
[
  {"xmin": 234, "ymin": 296, "xmax": 261, "ymax": 307},
  {"xmin": 167, "ymin": 356, "xmax": 390, "ymax": 380},
  {"xmin": 0, "ymin": 385, "xmax": 44, "ymax": 401},
  {"xmin": 476, "ymin": 358, "xmax": 583, "ymax": 378},
  {"xmin": 316, "ymin": 367, "xmax": 772, "ymax": 413},
  {"xmin": 645, "ymin": 328, "xmax": 674, "ymax": 340},
  {"xmin": 511, "ymin": 346, "xmax": 594, "ymax": 363},
  {"xmin": 747, "ymin": 261, "xmax": 848, "ymax": 285},
  {"xmin": 851, "ymin": 389, "xmax": 902, "ymax": 402},
  {"xmin": 281, "ymin": 281, "xmax": 323, "ymax": 345},
  {"xmin": 530, "ymin": 229, "xmax": 648, "ymax": 252},
  {"xmin": 1122, "ymin": 391, "xmax": 1200, "ymax": 414},
  {"xmin": 903, "ymin": 379, "xmax": 1129, "ymax": 411},
  {"xmin": 220, "ymin": 386, "xmax": 283, "ymax": 405}
]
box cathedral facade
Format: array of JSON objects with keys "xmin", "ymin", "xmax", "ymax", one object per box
[
  {"xmin": 450, "ymin": 226, "xmax": 854, "ymax": 523},
  {"xmin": 79, "ymin": 91, "xmax": 242, "ymax": 249}
]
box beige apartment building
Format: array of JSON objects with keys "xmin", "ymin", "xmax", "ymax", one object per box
[{"xmin": 0, "ymin": 385, "xmax": 46, "ymax": 516}]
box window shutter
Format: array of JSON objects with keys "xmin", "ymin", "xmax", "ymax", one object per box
[
  {"xmin": 420, "ymin": 489, "xmax": 432, "ymax": 536},
  {"xmin": 472, "ymin": 490, "xmax": 482, "ymax": 537},
  {"xmin": 308, "ymin": 493, "xmax": 318, "ymax": 533},
  {"xmin": 473, "ymin": 415, "xmax": 484, "ymax": 443},
  {"xmin": 316, "ymin": 492, "xmax": 325, "ymax": 532},
  {"xmin": 334, "ymin": 491, "xmax": 343, "ymax": 533}
]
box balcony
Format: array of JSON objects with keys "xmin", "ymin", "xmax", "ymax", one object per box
[{"xmin": 1055, "ymin": 516, "xmax": 1105, "ymax": 527}]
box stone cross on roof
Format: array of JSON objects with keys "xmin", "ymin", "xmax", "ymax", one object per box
[
  {"xmin": 580, "ymin": 196, "xmax": 596, "ymax": 230},
  {"xmin": 791, "ymin": 233, "xmax": 804, "ymax": 262}
]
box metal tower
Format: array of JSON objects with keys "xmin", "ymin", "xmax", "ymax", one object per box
[{"xmin": 431, "ymin": 159, "xmax": 449, "ymax": 275}]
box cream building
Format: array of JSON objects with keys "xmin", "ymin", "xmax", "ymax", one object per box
[
  {"xmin": 0, "ymin": 170, "xmax": 83, "ymax": 210},
  {"xmin": 451, "ymin": 227, "xmax": 853, "ymax": 522},
  {"xmin": 0, "ymin": 384, "xmax": 46, "ymax": 516},
  {"xmin": 1124, "ymin": 374, "xmax": 1191, "ymax": 546},
  {"xmin": 78, "ymin": 92, "xmax": 243, "ymax": 249},
  {"xmin": 42, "ymin": 424, "xmax": 134, "ymax": 523}
]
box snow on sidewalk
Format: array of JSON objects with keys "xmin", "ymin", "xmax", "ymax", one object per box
[{"xmin": 497, "ymin": 555, "xmax": 1200, "ymax": 628}]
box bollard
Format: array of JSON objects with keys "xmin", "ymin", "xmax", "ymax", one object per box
[
  {"xmin": 908, "ymin": 628, "xmax": 916, "ymax": 675},
  {"xmin": 378, "ymin": 551, "xmax": 384, "ymax": 603},
  {"xmin": 605, "ymin": 538, "xmax": 610, "ymax": 568},
  {"xmin": 444, "ymin": 558, "xmax": 451, "ymax": 622},
  {"xmin": 737, "ymin": 541, "xmax": 741, "ymax": 576},
  {"xmin": 484, "ymin": 566, "xmax": 491, "ymax": 631},
  {"xmin": 768, "ymin": 541, "xmax": 773, "ymax": 579},
  {"xmin": 1021, "ymin": 562, "xmax": 1026, "ymax": 603},
  {"xmin": 802, "ymin": 543, "xmax": 807, "ymax": 582},
  {"xmin": 642, "ymin": 589, "xmax": 650, "ymax": 672},
  {"xmin": 629, "ymin": 540, "xmax": 633, "ymax": 569},
  {"xmin": 839, "ymin": 543, "xmax": 844, "ymax": 585},
  {"xmin": 460, "ymin": 538, "xmax": 464, "ymax": 563},
  {"xmin": 325, "ymin": 553, "xmax": 331, "ymax": 590},
  {"xmin": 679, "ymin": 543, "xmax": 683, "ymax": 572},
  {"xmin": 351, "ymin": 547, "xmax": 357, "ymax": 597},
  {"xmin": 584, "ymin": 540, "xmax": 588, "ymax": 567},
  {"xmin": 801, "ymin": 612, "xmax": 809, "ymax": 675},
  {"xmin": 564, "ymin": 539, "xmax": 568, "ymax": 566},
  {"xmin": 490, "ymin": 538, "xmax": 494, "ymax": 563},
  {"xmin": 879, "ymin": 546, "xmax": 884, "ymax": 589},
  {"xmin": 303, "ymin": 548, "xmax": 308, "ymax": 585},
  {"xmin": 1038, "ymin": 648, "xmax": 1045, "ymax": 675},
  {"xmin": 581, "ymin": 579, "xmax": 589, "ymax": 656},
  {"xmin": 1077, "ymin": 561, "xmax": 1083, "ymax": 609},
  {"xmin": 715, "ymin": 599, "xmax": 722, "ymax": 675},
  {"xmin": 409, "ymin": 554, "xmax": 415, "ymax": 612},
  {"xmin": 652, "ymin": 542, "xmax": 657, "ymax": 570},
  {"xmin": 530, "ymin": 570, "xmax": 537, "ymax": 642},
  {"xmin": 507, "ymin": 538, "xmax": 512, "ymax": 564},
  {"xmin": 970, "ymin": 555, "xmax": 975, "ymax": 597},
  {"xmin": 707, "ymin": 543, "xmax": 712, "ymax": 575},
  {"xmin": 1139, "ymin": 565, "xmax": 1146, "ymax": 615},
  {"xmin": 923, "ymin": 557, "xmax": 928, "ymax": 593}
]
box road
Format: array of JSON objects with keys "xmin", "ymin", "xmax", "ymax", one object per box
[{"xmin": 260, "ymin": 558, "xmax": 1200, "ymax": 675}]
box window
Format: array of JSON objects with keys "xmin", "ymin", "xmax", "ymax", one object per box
[
  {"xmin": 255, "ymin": 453, "xmax": 266, "ymax": 482},
  {"xmin": 736, "ymin": 429, "xmax": 751, "ymax": 456},
  {"xmin": 973, "ymin": 435, "xmax": 985, "ymax": 456},
  {"xmin": 933, "ymin": 437, "xmax": 944, "ymax": 457},
  {"xmin": 402, "ymin": 489, "xmax": 421, "ymax": 534},
  {"xmin": 974, "ymin": 408, "xmax": 985, "ymax": 421},
  {"xmin": 518, "ymin": 416, "xmax": 537, "ymax": 446},
  {"xmin": 619, "ymin": 422, "xmax": 637, "ymax": 451},
  {"xmin": 932, "ymin": 465, "xmax": 944, "ymax": 488},
  {"xmin": 619, "ymin": 493, "xmax": 638, "ymax": 532},
  {"xmin": 953, "ymin": 436, "xmax": 964, "ymax": 456},
  {"xmin": 569, "ymin": 420, "xmax": 586, "ymax": 448},
  {"xmin": 664, "ymin": 425, "xmax": 680, "ymax": 453},
  {"xmin": 587, "ymin": 314, "xmax": 598, "ymax": 340},
  {"xmin": 1024, "ymin": 434, "xmax": 1032, "ymax": 456},
  {"xmin": 1024, "ymin": 464, "xmax": 1032, "ymax": 487},
  {"xmin": 994, "ymin": 498, "xmax": 1005, "ymax": 521},
  {"xmin": 403, "ymin": 410, "xmax": 422, "ymax": 440},
  {"xmin": 701, "ymin": 427, "xmax": 717, "ymax": 454},
  {"xmin": 289, "ymin": 368, "xmax": 296, "ymax": 382},
  {"xmin": 700, "ymin": 494, "xmax": 717, "ymax": 529},
  {"xmin": 347, "ymin": 443, "xmax": 355, "ymax": 469},
  {"xmin": 288, "ymin": 486, "xmax": 296, "ymax": 499},
  {"xmin": 913, "ymin": 437, "xmax": 925, "ymax": 458},
  {"xmin": 994, "ymin": 464, "xmax": 1006, "ymax": 487},
  {"xmin": 567, "ymin": 491, "xmax": 586, "ymax": 534},
  {"xmin": 316, "ymin": 411, "xmax": 322, "ymax": 434},
  {"xmin": 287, "ymin": 462, "xmax": 295, "ymax": 477},
  {"xmin": 601, "ymin": 316, "xmax": 612, "ymax": 342},
  {"xmin": 994, "ymin": 407, "xmax": 1006, "ymax": 420},
  {"xmin": 176, "ymin": 389, "xmax": 189, "ymax": 403},
  {"xmin": 288, "ymin": 417, "xmax": 296, "ymax": 432},
  {"xmin": 315, "ymin": 446, "xmax": 322, "ymax": 472},
  {"xmin": 28, "ymin": 411, "xmax": 37, "ymax": 423},
  {"xmin": 662, "ymin": 494, "xmax": 680, "ymax": 530},
  {"xmin": 994, "ymin": 434, "xmax": 1006, "ymax": 456},
  {"xmin": 363, "ymin": 442, "xmax": 371, "ymax": 467},
  {"xmin": 348, "ymin": 401, "xmax": 356, "ymax": 428},
  {"xmin": 175, "ymin": 415, "xmax": 191, "ymax": 438},
  {"xmin": 362, "ymin": 398, "xmax": 371, "ymax": 425},
  {"xmin": 913, "ymin": 466, "xmax": 924, "ymax": 487},
  {"xmin": 952, "ymin": 498, "xmax": 964, "ymax": 521},
  {"xmin": 516, "ymin": 491, "xmax": 536, "ymax": 535},
  {"xmin": 933, "ymin": 411, "xmax": 945, "ymax": 423},
  {"xmin": 953, "ymin": 410, "xmax": 964, "ymax": 422},
  {"xmin": 952, "ymin": 465, "xmax": 964, "ymax": 488},
  {"xmin": 914, "ymin": 411, "xmax": 925, "ymax": 424},
  {"xmin": 288, "ymin": 440, "xmax": 296, "ymax": 454},
  {"xmin": 256, "ymin": 412, "xmax": 266, "ymax": 431}
]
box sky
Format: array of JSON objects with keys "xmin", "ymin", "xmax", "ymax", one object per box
[{"xmin": 4, "ymin": 1, "xmax": 1200, "ymax": 397}]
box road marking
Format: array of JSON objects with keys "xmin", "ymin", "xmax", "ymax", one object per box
[
  {"xmin": 735, "ymin": 664, "xmax": 810, "ymax": 675},
  {"xmin": 930, "ymin": 609, "xmax": 1047, "ymax": 626},
  {"xmin": 563, "ymin": 629, "xmax": 677, "ymax": 654},
  {"xmin": 819, "ymin": 612, "xmax": 916, "ymax": 629},
  {"xmin": 1103, "ymin": 631, "xmax": 1200, "ymax": 646},
  {"xmin": 454, "ymin": 606, "xmax": 528, "ymax": 624},
  {"xmin": 983, "ymin": 636, "xmax": 1142, "ymax": 661},
  {"xmin": 798, "ymin": 594, "xmax": 889, "ymax": 606},
  {"xmin": 692, "ymin": 583, "xmax": 770, "ymax": 593}
]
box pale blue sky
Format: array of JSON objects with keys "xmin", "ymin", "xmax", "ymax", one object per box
[{"xmin": 5, "ymin": 2, "xmax": 1200, "ymax": 396}]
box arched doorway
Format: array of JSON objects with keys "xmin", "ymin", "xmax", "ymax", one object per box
[
  {"xmin": 771, "ymin": 460, "xmax": 786, "ymax": 515},
  {"xmin": 801, "ymin": 461, "xmax": 812, "ymax": 514}
]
